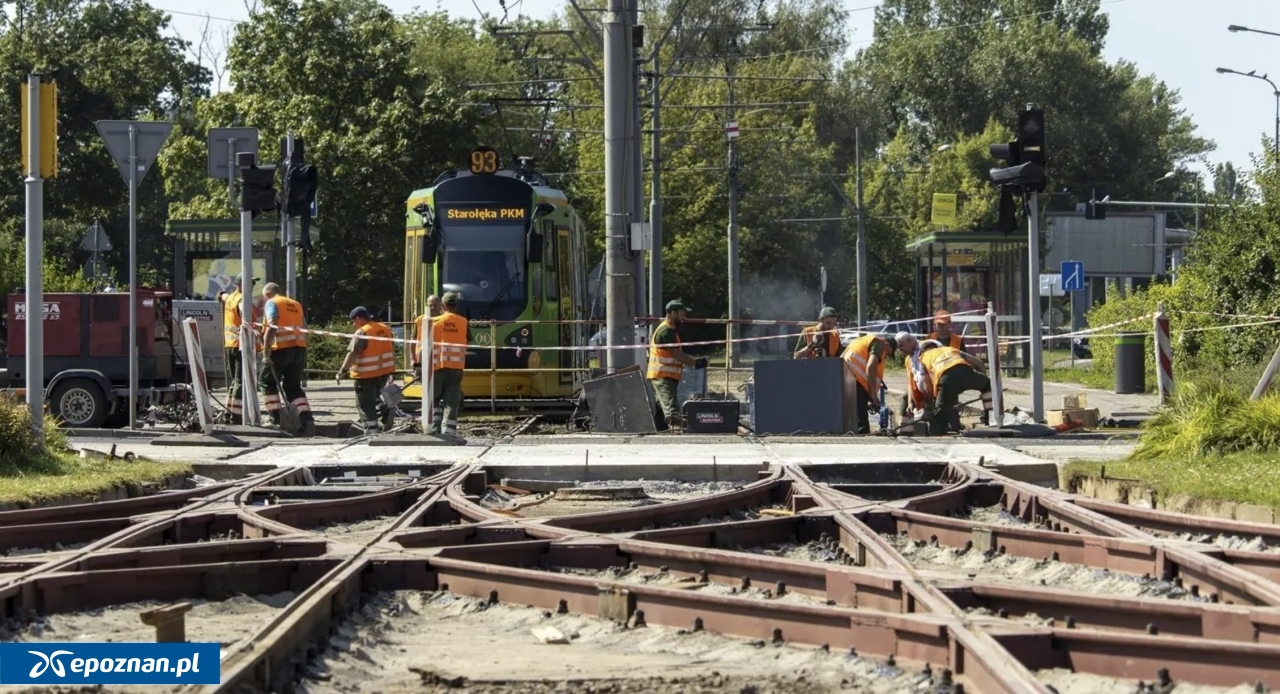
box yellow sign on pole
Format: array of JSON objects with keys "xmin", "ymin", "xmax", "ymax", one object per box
[
  {"xmin": 19, "ymin": 81, "xmax": 58, "ymax": 178},
  {"xmin": 931, "ymin": 192, "xmax": 957, "ymax": 227}
]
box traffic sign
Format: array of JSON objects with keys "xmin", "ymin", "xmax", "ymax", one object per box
[
  {"xmin": 206, "ymin": 127, "xmax": 259, "ymax": 179},
  {"xmin": 82, "ymin": 258, "xmax": 108, "ymax": 280},
  {"xmin": 79, "ymin": 219, "xmax": 111, "ymax": 252},
  {"xmin": 95, "ymin": 120, "xmax": 172, "ymax": 184},
  {"xmin": 1039, "ymin": 273, "xmax": 1062, "ymax": 297},
  {"xmin": 931, "ymin": 193, "xmax": 957, "ymax": 227},
  {"xmin": 1061, "ymin": 260, "xmax": 1085, "ymax": 292},
  {"xmin": 725, "ymin": 121, "xmax": 739, "ymax": 139}
]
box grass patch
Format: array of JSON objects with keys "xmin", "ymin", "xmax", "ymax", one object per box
[
  {"xmin": 1064, "ymin": 452, "xmax": 1280, "ymax": 509},
  {"xmin": 0, "ymin": 394, "xmax": 191, "ymax": 507},
  {"xmin": 0, "ymin": 454, "xmax": 193, "ymax": 508},
  {"xmin": 1130, "ymin": 378, "xmax": 1280, "ymax": 459}
]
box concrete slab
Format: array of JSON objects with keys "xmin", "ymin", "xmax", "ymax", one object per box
[
  {"xmin": 368, "ymin": 434, "xmax": 462, "ymax": 447},
  {"xmin": 1013, "ymin": 444, "xmax": 1134, "ymax": 463},
  {"xmin": 228, "ymin": 443, "xmax": 486, "ymax": 467},
  {"xmin": 71, "ymin": 441, "xmax": 256, "ymax": 463},
  {"xmin": 151, "ymin": 433, "xmax": 249, "ymax": 448}
]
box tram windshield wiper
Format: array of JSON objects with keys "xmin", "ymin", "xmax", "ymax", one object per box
[{"xmin": 479, "ymin": 271, "xmax": 523, "ymax": 320}]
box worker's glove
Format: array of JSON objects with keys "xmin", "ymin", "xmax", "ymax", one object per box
[{"xmin": 694, "ymin": 358, "xmax": 709, "ymax": 370}]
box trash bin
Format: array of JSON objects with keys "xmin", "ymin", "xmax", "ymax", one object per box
[{"xmin": 1114, "ymin": 332, "xmax": 1146, "ymax": 394}]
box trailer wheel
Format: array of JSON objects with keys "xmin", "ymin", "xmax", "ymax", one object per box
[{"xmin": 51, "ymin": 378, "xmax": 108, "ymax": 429}]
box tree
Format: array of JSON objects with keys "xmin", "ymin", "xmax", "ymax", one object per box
[
  {"xmin": 159, "ymin": 0, "xmax": 475, "ymax": 322},
  {"xmin": 0, "ymin": 0, "xmax": 207, "ymax": 298}
]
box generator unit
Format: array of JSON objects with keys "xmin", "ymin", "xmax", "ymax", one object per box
[
  {"xmin": 172, "ymin": 300, "xmax": 225, "ymax": 386},
  {"xmin": 1, "ymin": 290, "xmax": 182, "ymax": 428}
]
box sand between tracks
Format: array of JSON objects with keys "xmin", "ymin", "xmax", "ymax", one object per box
[{"xmin": 297, "ymin": 591, "xmax": 927, "ymax": 693}]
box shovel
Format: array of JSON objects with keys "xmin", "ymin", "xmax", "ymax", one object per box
[{"xmin": 266, "ymin": 358, "xmax": 303, "ymax": 435}]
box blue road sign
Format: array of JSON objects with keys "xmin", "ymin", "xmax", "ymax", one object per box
[{"xmin": 1061, "ymin": 261, "xmax": 1085, "ymax": 292}]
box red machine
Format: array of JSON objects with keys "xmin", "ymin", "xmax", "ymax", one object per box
[{"xmin": 0, "ymin": 290, "xmax": 184, "ymax": 428}]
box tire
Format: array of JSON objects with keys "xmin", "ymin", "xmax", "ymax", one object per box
[{"xmin": 51, "ymin": 378, "xmax": 109, "ymax": 429}]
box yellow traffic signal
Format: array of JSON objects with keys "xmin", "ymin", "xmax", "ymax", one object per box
[{"xmin": 19, "ymin": 81, "xmax": 57, "ymax": 178}]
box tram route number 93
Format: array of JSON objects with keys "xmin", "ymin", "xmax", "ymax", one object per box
[{"xmin": 469, "ymin": 146, "xmax": 499, "ymax": 175}]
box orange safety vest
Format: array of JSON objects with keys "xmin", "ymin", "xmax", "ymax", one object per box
[
  {"xmin": 263, "ymin": 296, "xmax": 308, "ymax": 350},
  {"xmin": 413, "ymin": 314, "xmax": 426, "ymax": 363},
  {"xmin": 800, "ymin": 324, "xmax": 840, "ymax": 358},
  {"xmin": 431, "ymin": 312, "xmax": 468, "ymax": 371},
  {"xmin": 904, "ymin": 355, "xmax": 930, "ymax": 410},
  {"xmin": 928, "ymin": 332, "xmax": 964, "ymax": 351},
  {"xmin": 646, "ymin": 320, "xmax": 683, "ymax": 381},
  {"xmin": 840, "ymin": 334, "xmax": 887, "ymax": 391},
  {"xmin": 919, "ymin": 347, "xmax": 969, "ymax": 396},
  {"xmin": 221, "ymin": 291, "xmax": 263, "ymax": 350},
  {"xmin": 351, "ymin": 321, "xmax": 396, "ymax": 379}
]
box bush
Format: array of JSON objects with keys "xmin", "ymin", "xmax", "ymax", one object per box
[
  {"xmin": 0, "ymin": 393, "xmax": 70, "ymax": 468},
  {"xmin": 1131, "ymin": 376, "xmax": 1280, "ymax": 459},
  {"xmin": 1084, "ymin": 276, "xmax": 1218, "ymax": 373}
]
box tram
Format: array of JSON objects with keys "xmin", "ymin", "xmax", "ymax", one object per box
[{"xmin": 401, "ymin": 147, "xmax": 591, "ymax": 403}]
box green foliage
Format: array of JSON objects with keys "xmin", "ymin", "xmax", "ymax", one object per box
[
  {"xmin": 1131, "ymin": 378, "xmax": 1280, "ymax": 460},
  {"xmin": 0, "ymin": 393, "xmax": 68, "ymax": 468},
  {"xmin": 1083, "ymin": 278, "xmax": 1217, "ymax": 374},
  {"xmin": 1064, "ymin": 452, "xmax": 1280, "ymax": 510}
]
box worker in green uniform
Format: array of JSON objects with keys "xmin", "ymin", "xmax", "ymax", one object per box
[{"xmin": 647, "ymin": 300, "xmax": 707, "ymax": 430}]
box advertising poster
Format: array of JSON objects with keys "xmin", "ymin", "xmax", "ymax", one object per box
[{"xmin": 190, "ymin": 258, "xmax": 267, "ymax": 300}]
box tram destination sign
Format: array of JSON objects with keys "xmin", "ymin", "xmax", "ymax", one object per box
[{"xmin": 442, "ymin": 206, "xmax": 527, "ymax": 223}]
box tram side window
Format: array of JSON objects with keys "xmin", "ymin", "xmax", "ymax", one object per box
[{"xmin": 544, "ymin": 220, "xmax": 558, "ymax": 300}]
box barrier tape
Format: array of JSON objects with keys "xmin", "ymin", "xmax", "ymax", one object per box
[{"xmin": 242, "ymin": 310, "xmax": 1280, "ymax": 355}]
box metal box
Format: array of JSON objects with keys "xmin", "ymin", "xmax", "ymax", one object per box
[
  {"xmin": 582, "ymin": 369, "xmax": 658, "ymax": 434},
  {"xmin": 752, "ymin": 358, "xmax": 855, "ymax": 435},
  {"xmin": 681, "ymin": 399, "xmax": 739, "ymax": 434},
  {"xmin": 173, "ymin": 300, "xmax": 225, "ymax": 383}
]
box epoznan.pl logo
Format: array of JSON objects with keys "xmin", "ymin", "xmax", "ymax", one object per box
[{"xmin": 0, "ymin": 643, "xmax": 221, "ymax": 685}]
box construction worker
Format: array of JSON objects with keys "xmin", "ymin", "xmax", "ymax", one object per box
[
  {"xmin": 216, "ymin": 274, "xmax": 260, "ymax": 424},
  {"xmin": 428, "ymin": 292, "xmax": 470, "ymax": 437},
  {"xmin": 840, "ymin": 332, "xmax": 899, "ymax": 434},
  {"xmin": 648, "ymin": 300, "xmax": 708, "ymax": 429},
  {"xmin": 794, "ymin": 306, "xmax": 840, "ymax": 358},
  {"xmin": 900, "ymin": 335, "xmax": 937, "ymax": 415},
  {"xmin": 411, "ymin": 294, "xmax": 444, "ymax": 380},
  {"xmin": 337, "ymin": 306, "xmax": 397, "ymax": 432},
  {"xmin": 928, "ymin": 310, "xmax": 966, "ymax": 352},
  {"xmin": 917, "ymin": 341, "xmax": 993, "ymax": 434},
  {"xmin": 258, "ymin": 282, "xmax": 315, "ymax": 436}
]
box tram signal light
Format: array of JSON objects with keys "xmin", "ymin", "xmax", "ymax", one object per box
[
  {"xmin": 284, "ymin": 164, "xmax": 317, "ymax": 217},
  {"xmin": 1017, "ymin": 106, "xmax": 1045, "ymax": 167},
  {"xmin": 240, "ymin": 164, "xmax": 278, "ymax": 213}
]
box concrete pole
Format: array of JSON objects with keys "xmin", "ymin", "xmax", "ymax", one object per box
[
  {"xmin": 648, "ymin": 53, "xmax": 663, "ymax": 317},
  {"xmin": 629, "ymin": 0, "xmax": 645, "ymax": 318},
  {"xmin": 855, "ymin": 127, "xmax": 868, "ymax": 329},
  {"xmin": 284, "ymin": 131, "xmax": 297, "ymax": 298},
  {"xmin": 237, "ymin": 152, "xmax": 261, "ymax": 426},
  {"xmin": 726, "ymin": 76, "xmax": 740, "ymax": 368},
  {"xmin": 1028, "ymin": 190, "xmax": 1044, "ymax": 421},
  {"xmin": 604, "ymin": 0, "xmax": 635, "ymax": 371},
  {"xmin": 24, "ymin": 74, "xmax": 44, "ymax": 444},
  {"xmin": 127, "ymin": 123, "xmax": 139, "ymax": 429}
]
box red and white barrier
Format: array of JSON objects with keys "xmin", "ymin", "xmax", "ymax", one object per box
[
  {"xmin": 983, "ymin": 302, "xmax": 1003, "ymax": 423},
  {"xmin": 1154, "ymin": 301, "xmax": 1174, "ymax": 404},
  {"xmin": 181, "ymin": 318, "xmax": 216, "ymax": 435}
]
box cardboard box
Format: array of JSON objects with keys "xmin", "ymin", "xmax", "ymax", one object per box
[
  {"xmin": 1062, "ymin": 393, "xmax": 1088, "ymax": 410},
  {"xmin": 1046, "ymin": 408, "xmax": 1100, "ymax": 428}
]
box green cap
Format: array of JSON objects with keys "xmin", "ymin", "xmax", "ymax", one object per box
[
  {"xmin": 234, "ymin": 274, "xmax": 260, "ymax": 285},
  {"xmin": 664, "ymin": 300, "xmax": 688, "ymax": 312},
  {"xmin": 442, "ymin": 292, "xmax": 460, "ymax": 305},
  {"xmin": 819, "ymin": 306, "xmax": 838, "ymax": 319}
]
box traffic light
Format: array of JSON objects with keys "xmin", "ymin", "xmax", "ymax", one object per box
[
  {"xmin": 284, "ymin": 164, "xmax": 317, "ymax": 217},
  {"xmin": 1084, "ymin": 186, "xmax": 1109, "ymax": 220},
  {"xmin": 240, "ymin": 165, "xmax": 278, "ymax": 213},
  {"xmin": 1017, "ymin": 107, "xmax": 1045, "ymax": 166}
]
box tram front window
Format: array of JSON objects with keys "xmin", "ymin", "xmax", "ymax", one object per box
[{"xmin": 440, "ymin": 224, "xmax": 527, "ymax": 322}]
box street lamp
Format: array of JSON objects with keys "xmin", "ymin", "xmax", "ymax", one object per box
[
  {"xmin": 1216, "ymin": 67, "xmax": 1280, "ymax": 160},
  {"xmin": 1154, "ymin": 170, "xmax": 1176, "ymax": 185},
  {"xmin": 1229, "ymin": 24, "xmax": 1280, "ymax": 39}
]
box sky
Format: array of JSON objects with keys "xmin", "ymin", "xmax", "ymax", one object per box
[{"xmin": 155, "ymin": 0, "xmax": 1280, "ymax": 180}]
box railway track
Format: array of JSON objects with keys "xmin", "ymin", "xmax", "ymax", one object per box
[{"xmin": 1, "ymin": 459, "xmax": 1279, "ymax": 693}]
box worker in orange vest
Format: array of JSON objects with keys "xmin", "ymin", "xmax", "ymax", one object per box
[
  {"xmin": 840, "ymin": 333, "xmax": 900, "ymax": 434},
  {"xmin": 337, "ymin": 306, "xmax": 397, "ymax": 432},
  {"xmin": 217, "ymin": 274, "xmax": 261, "ymax": 424},
  {"xmin": 928, "ymin": 310, "xmax": 966, "ymax": 352},
  {"xmin": 794, "ymin": 306, "xmax": 840, "ymax": 358},
  {"xmin": 428, "ymin": 292, "xmax": 471, "ymax": 437},
  {"xmin": 259, "ymin": 282, "xmax": 314, "ymax": 436},
  {"xmin": 411, "ymin": 294, "xmax": 443, "ymax": 381},
  {"xmin": 647, "ymin": 300, "xmax": 706, "ymax": 430},
  {"xmin": 917, "ymin": 341, "xmax": 993, "ymax": 434}
]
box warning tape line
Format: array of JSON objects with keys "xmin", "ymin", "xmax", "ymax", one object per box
[{"xmin": 241, "ymin": 310, "xmax": 1280, "ymax": 354}]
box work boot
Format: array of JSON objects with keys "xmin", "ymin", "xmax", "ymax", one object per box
[{"xmin": 301, "ymin": 420, "xmax": 317, "ymax": 438}]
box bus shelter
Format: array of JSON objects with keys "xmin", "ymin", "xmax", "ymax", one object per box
[
  {"xmin": 906, "ymin": 231, "xmax": 1031, "ymax": 374},
  {"xmin": 165, "ymin": 218, "xmax": 321, "ymax": 302}
]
